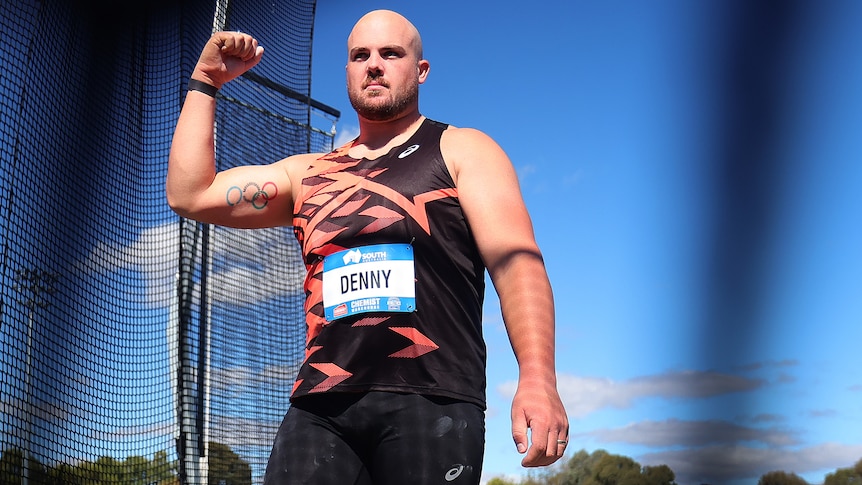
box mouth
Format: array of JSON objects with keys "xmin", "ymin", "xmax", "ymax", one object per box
[{"xmin": 363, "ymin": 79, "xmax": 389, "ymax": 89}]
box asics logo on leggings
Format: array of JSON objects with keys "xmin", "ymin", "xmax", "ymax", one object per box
[{"xmin": 445, "ymin": 464, "xmax": 465, "ymax": 481}]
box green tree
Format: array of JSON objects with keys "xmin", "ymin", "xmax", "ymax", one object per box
[
  {"xmin": 592, "ymin": 454, "xmax": 643, "ymax": 485},
  {"xmin": 149, "ymin": 450, "xmax": 177, "ymax": 484},
  {"xmin": 0, "ymin": 448, "xmax": 48, "ymax": 485},
  {"xmin": 35, "ymin": 450, "xmax": 176, "ymax": 485},
  {"xmin": 758, "ymin": 470, "xmax": 809, "ymax": 485},
  {"xmin": 1, "ymin": 448, "xmax": 178, "ymax": 485},
  {"xmin": 81, "ymin": 455, "xmax": 123, "ymax": 483},
  {"xmin": 643, "ymin": 464, "xmax": 676, "ymax": 485},
  {"xmin": 487, "ymin": 478, "xmax": 519, "ymax": 485},
  {"xmin": 550, "ymin": 448, "xmax": 610, "ymax": 484},
  {"xmin": 48, "ymin": 461, "xmax": 87, "ymax": 485},
  {"xmin": 207, "ymin": 442, "xmax": 251, "ymax": 485},
  {"xmin": 823, "ymin": 464, "xmax": 862, "ymax": 485},
  {"xmin": 0, "ymin": 448, "xmax": 24, "ymax": 485},
  {"xmin": 521, "ymin": 449, "xmax": 676, "ymax": 485},
  {"xmin": 123, "ymin": 455, "xmax": 151, "ymax": 484}
]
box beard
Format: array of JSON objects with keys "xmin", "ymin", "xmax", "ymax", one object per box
[{"xmin": 348, "ymin": 79, "xmax": 419, "ymax": 122}]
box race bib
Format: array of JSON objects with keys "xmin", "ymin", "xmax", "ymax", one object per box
[{"xmin": 322, "ymin": 243, "xmax": 416, "ymax": 321}]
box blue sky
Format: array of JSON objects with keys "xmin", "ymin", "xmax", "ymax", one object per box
[{"xmin": 306, "ymin": 2, "xmax": 862, "ymax": 484}]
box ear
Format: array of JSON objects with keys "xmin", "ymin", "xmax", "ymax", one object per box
[{"xmin": 417, "ymin": 59, "xmax": 430, "ymax": 84}]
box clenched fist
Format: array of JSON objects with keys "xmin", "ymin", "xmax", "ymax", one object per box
[{"xmin": 191, "ymin": 31, "xmax": 264, "ymax": 89}]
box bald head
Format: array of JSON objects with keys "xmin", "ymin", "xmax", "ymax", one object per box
[
  {"xmin": 345, "ymin": 10, "xmax": 430, "ymax": 122},
  {"xmin": 348, "ymin": 9, "xmax": 423, "ymax": 60}
]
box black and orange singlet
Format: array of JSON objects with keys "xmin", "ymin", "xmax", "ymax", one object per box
[{"xmin": 290, "ymin": 118, "xmax": 487, "ymax": 408}]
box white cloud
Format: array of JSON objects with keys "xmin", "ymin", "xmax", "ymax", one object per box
[
  {"xmin": 77, "ymin": 222, "xmax": 178, "ymax": 305},
  {"xmin": 79, "ymin": 221, "xmax": 176, "ymax": 275},
  {"xmin": 640, "ymin": 442, "xmax": 862, "ymax": 485},
  {"xmin": 563, "ymin": 169, "xmax": 584, "ymax": 187},
  {"xmin": 206, "ymin": 415, "xmax": 281, "ymax": 449},
  {"xmin": 494, "ymin": 363, "xmax": 862, "ymax": 484},
  {"xmin": 580, "ymin": 418, "xmax": 799, "ymax": 447},
  {"xmin": 751, "ymin": 413, "xmax": 786, "ymax": 423},
  {"xmin": 209, "ymin": 362, "xmax": 300, "ymax": 395},
  {"xmin": 496, "ymin": 369, "xmax": 766, "ymax": 419},
  {"xmin": 79, "ymin": 221, "xmax": 305, "ymax": 308},
  {"xmin": 735, "ymin": 359, "xmax": 798, "ymax": 372},
  {"xmin": 206, "ymin": 225, "xmax": 305, "ymax": 307},
  {"xmin": 517, "ymin": 164, "xmax": 538, "ymax": 179}
]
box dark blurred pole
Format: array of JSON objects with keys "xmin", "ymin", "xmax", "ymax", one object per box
[
  {"xmin": 700, "ymin": 0, "xmax": 805, "ymax": 366},
  {"xmin": 12, "ymin": 269, "xmax": 59, "ymax": 485}
]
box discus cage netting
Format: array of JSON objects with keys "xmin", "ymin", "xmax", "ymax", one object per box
[{"xmin": 0, "ymin": 1, "xmax": 339, "ymax": 483}]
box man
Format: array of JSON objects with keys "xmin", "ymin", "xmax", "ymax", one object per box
[{"xmin": 167, "ymin": 9, "xmax": 568, "ymax": 485}]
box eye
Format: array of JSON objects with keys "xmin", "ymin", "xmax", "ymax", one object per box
[
  {"xmin": 383, "ymin": 50, "xmax": 400, "ymax": 59},
  {"xmin": 351, "ymin": 51, "xmax": 369, "ymax": 61}
]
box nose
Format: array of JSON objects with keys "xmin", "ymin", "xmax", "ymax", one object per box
[{"xmin": 366, "ymin": 52, "xmax": 383, "ymax": 77}]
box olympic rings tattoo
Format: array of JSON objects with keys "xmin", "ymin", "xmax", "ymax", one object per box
[{"xmin": 226, "ymin": 181, "xmax": 278, "ymax": 210}]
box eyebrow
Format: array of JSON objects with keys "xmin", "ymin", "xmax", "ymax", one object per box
[{"xmin": 349, "ymin": 44, "xmax": 407, "ymax": 56}]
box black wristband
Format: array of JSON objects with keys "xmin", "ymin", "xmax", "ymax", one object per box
[{"xmin": 187, "ymin": 79, "xmax": 218, "ymax": 98}]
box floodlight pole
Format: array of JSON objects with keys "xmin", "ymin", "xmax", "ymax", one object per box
[{"xmin": 12, "ymin": 269, "xmax": 59, "ymax": 485}]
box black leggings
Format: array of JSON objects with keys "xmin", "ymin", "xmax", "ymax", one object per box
[{"xmin": 263, "ymin": 391, "xmax": 485, "ymax": 485}]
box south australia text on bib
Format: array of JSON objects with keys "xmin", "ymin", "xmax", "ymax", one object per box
[{"xmin": 322, "ymin": 243, "xmax": 416, "ymax": 321}]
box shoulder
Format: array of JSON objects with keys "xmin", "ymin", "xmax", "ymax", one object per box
[
  {"xmin": 278, "ymin": 151, "xmax": 326, "ymax": 174},
  {"xmin": 440, "ymin": 125, "xmax": 506, "ymax": 158},
  {"xmin": 270, "ymin": 152, "xmax": 328, "ymax": 200},
  {"xmin": 439, "ymin": 125, "xmax": 511, "ymax": 184}
]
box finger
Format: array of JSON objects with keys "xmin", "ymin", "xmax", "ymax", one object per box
[
  {"xmin": 242, "ymin": 45, "xmax": 265, "ymax": 71},
  {"xmin": 544, "ymin": 429, "xmax": 569, "ymax": 457},
  {"xmin": 520, "ymin": 430, "xmax": 550, "ymax": 467},
  {"xmin": 521, "ymin": 445, "xmax": 555, "ymax": 468},
  {"xmin": 546, "ymin": 429, "xmax": 557, "ymax": 457},
  {"xmin": 220, "ymin": 33, "xmax": 257, "ymax": 60},
  {"xmin": 521, "ymin": 428, "xmax": 570, "ymax": 467},
  {"xmin": 554, "ymin": 436, "xmax": 569, "ymax": 455},
  {"xmin": 237, "ymin": 37, "xmax": 260, "ymax": 61},
  {"xmin": 511, "ymin": 412, "xmax": 529, "ymax": 455}
]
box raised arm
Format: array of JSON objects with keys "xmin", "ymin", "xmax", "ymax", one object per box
[
  {"xmin": 167, "ymin": 31, "xmax": 304, "ymax": 229},
  {"xmin": 442, "ymin": 127, "xmax": 569, "ymax": 467}
]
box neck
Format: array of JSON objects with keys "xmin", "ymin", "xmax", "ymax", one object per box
[{"xmin": 355, "ymin": 109, "xmax": 424, "ymax": 150}]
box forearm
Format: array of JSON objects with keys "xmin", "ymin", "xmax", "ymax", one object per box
[
  {"xmin": 493, "ymin": 251, "xmax": 558, "ymax": 386},
  {"xmin": 166, "ymin": 32, "xmax": 263, "ymax": 218},
  {"xmin": 166, "ymin": 89, "xmax": 217, "ymax": 216}
]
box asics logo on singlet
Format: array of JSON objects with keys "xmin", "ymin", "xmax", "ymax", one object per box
[
  {"xmin": 398, "ymin": 144, "xmax": 420, "ymax": 158},
  {"xmin": 444, "ymin": 464, "xmax": 464, "ymax": 481}
]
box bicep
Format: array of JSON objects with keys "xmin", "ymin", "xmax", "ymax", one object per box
[
  {"xmin": 180, "ymin": 159, "xmax": 297, "ymax": 229},
  {"xmin": 444, "ymin": 129, "xmax": 541, "ymax": 275}
]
